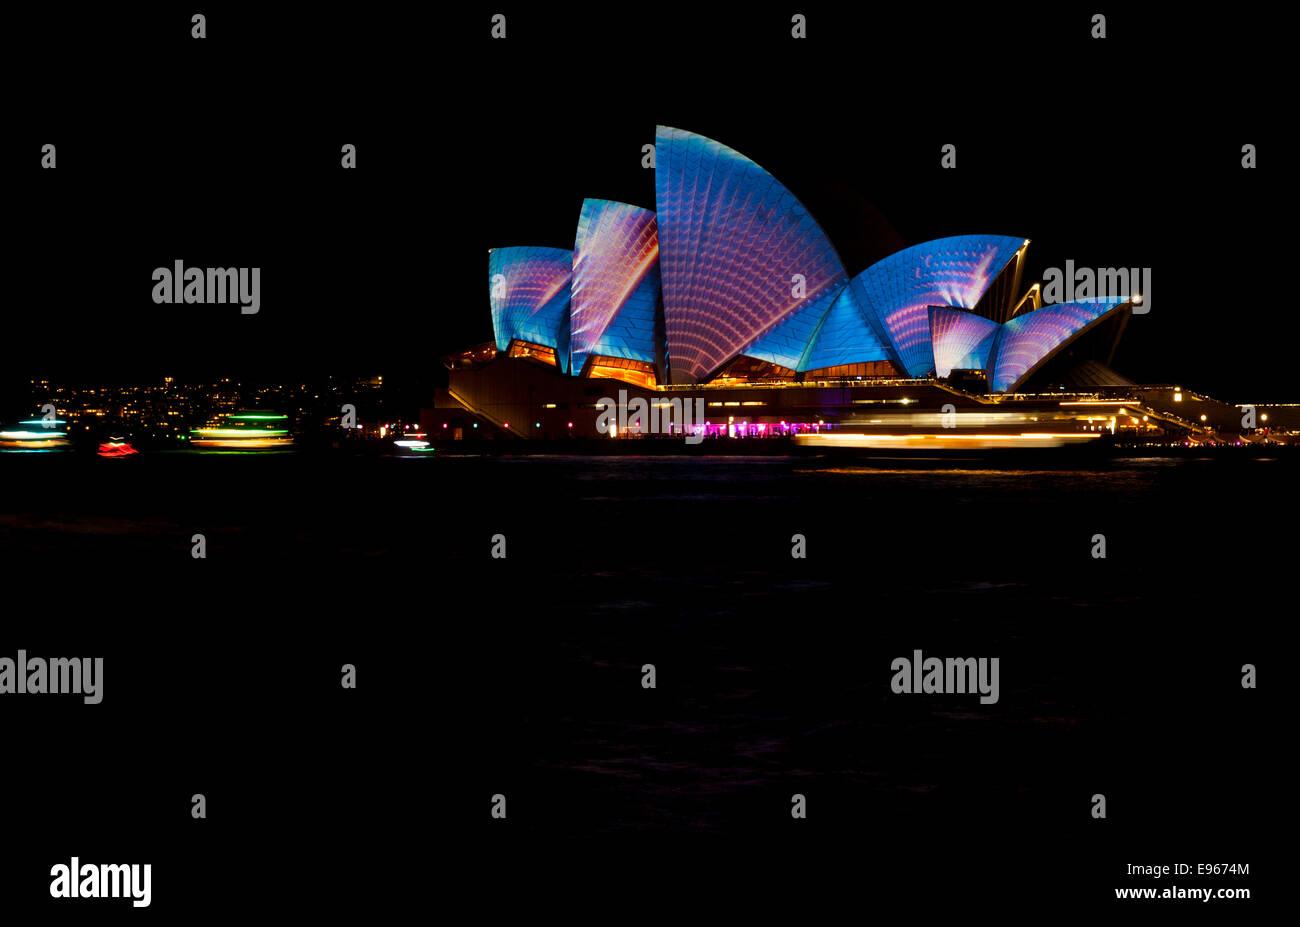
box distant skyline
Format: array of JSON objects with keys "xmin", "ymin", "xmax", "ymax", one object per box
[{"xmin": 0, "ymin": 373, "xmax": 437, "ymax": 424}]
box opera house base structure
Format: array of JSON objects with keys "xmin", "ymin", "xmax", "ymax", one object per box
[
  {"xmin": 442, "ymin": 126, "xmax": 1296, "ymax": 450},
  {"xmin": 439, "ymin": 353, "xmax": 1297, "ymax": 450}
]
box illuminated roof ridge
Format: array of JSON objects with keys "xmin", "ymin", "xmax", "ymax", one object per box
[{"xmin": 654, "ymin": 126, "xmax": 849, "ymax": 383}]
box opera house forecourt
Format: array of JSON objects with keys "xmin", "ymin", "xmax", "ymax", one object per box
[{"xmin": 440, "ymin": 127, "xmax": 1279, "ymax": 449}]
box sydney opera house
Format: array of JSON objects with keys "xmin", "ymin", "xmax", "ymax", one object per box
[{"xmin": 441, "ymin": 126, "xmax": 1230, "ymax": 446}]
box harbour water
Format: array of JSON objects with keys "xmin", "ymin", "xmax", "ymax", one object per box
[{"xmin": 0, "ymin": 452, "xmax": 1285, "ymax": 901}]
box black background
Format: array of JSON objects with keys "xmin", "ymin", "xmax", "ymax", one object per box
[
  {"xmin": 1, "ymin": 3, "xmax": 1286, "ymax": 918},
  {"xmin": 2, "ymin": 4, "xmax": 1291, "ymax": 400}
]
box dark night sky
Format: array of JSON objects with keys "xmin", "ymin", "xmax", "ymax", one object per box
[{"xmin": 2, "ymin": 5, "xmax": 1288, "ymax": 415}]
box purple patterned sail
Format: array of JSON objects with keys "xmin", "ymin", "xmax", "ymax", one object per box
[
  {"xmin": 654, "ymin": 126, "xmax": 848, "ymax": 383},
  {"xmin": 928, "ymin": 307, "xmax": 1000, "ymax": 378},
  {"xmin": 852, "ymin": 235, "xmax": 1026, "ymax": 377},
  {"xmin": 988, "ymin": 297, "xmax": 1129, "ymax": 392},
  {"xmin": 488, "ymin": 246, "xmax": 573, "ymax": 371},
  {"xmin": 569, "ymin": 199, "xmax": 660, "ymax": 374}
]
